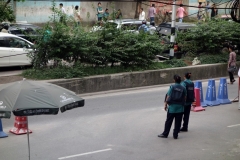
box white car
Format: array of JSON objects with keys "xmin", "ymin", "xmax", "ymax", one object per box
[{"xmin": 0, "ymin": 32, "xmax": 33, "ymax": 67}]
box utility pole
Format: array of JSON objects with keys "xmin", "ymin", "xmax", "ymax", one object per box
[{"xmin": 169, "ymin": 0, "xmax": 176, "ymax": 59}]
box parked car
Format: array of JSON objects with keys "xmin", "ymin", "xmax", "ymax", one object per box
[
  {"xmin": 1, "ymin": 22, "xmax": 41, "ymax": 43},
  {"xmin": 91, "ymin": 19, "xmax": 156, "ymax": 34},
  {"xmin": 155, "ymin": 22, "xmax": 196, "ymax": 59},
  {"xmin": 0, "ymin": 33, "xmax": 34, "ymax": 67},
  {"xmin": 156, "ymin": 22, "xmax": 196, "ymax": 36}
]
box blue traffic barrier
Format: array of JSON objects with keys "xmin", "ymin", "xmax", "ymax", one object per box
[
  {"xmin": 205, "ymin": 79, "xmax": 220, "ymax": 106},
  {"xmin": 0, "ymin": 119, "xmax": 8, "ymax": 138},
  {"xmin": 217, "ymin": 78, "xmax": 231, "ymax": 104},
  {"xmin": 194, "ymin": 81, "xmax": 207, "ymax": 107}
]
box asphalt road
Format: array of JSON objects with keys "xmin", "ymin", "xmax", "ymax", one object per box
[
  {"xmin": 0, "ymin": 67, "xmax": 23, "ymax": 76},
  {"xmin": 1, "ymin": 78, "xmax": 240, "ymax": 160}
]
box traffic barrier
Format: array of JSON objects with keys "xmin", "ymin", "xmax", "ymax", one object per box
[
  {"xmin": 194, "ymin": 81, "xmax": 207, "ymax": 107},
  {"xmin": 217, "ymin": 78, "xmax": 231, "ymax": 104},
  {"xmin": 0, "ymin": 119, "xmax": 8, "ymax": 138},
  {"xmin": 192, "ymin": 88, "xmax": 206, "ymax": 112},
  {"xmin": 205, "ymin": 79, "xmax": 220, "ymax": 106},
  {"xmin": 9, "ymin": 116, "xmax": 32, "ymax": 135}
]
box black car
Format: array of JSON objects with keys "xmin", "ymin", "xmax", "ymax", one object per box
[{"xmin": 1, "ymin": 23, "xmax": 41, "ymax": 43}]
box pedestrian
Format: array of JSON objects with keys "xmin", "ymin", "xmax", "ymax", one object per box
[
  {"xmin": 227, "ymin": 45, "xmax": 237, "ymax": 84},
  {"xmin": 97, "ymin": 2, "xmax": 103, "ymax": 21},
  {"xmin": 73, "ymin": 5, "xmax": 82, "ymax": 27},
  {"xmin": 180, "ymin": 72, "xmax": 195, "ymax": 132},
  {"xmin": 138, "ymin": 20, "xmax": 149, "ymax": 33},
  {"xmin": 158, "ymin": 75, "xmax": 187, "ymax": 139},
  {"xmin": 103, "ymin": 8, "xmax": 109, "ymax": 21},
  {"xmin": 116, "ymin": 9, "xmax": 122, "ymax": 19},
  {"xmin": 211, "ymin": 3, "xmax": 218, "ymax": 18},
  {"xmin": 176, "ymin": 4, "xmax": 187, "ymax": 23},
  {"xmin": 59, "ymin": 3, "xmax": 67, "ymax": 24},
  {"xmin": 148, "ymin": 4, "xmax": 156, "ymax": 26},
  {"xmin": 197, "ymin": 2, "xmax": 204, "ymax": 22},
  {"xmin": 139, "ymin": 8, "xmax": 146, "ymax": 20},
  {"xmin": 204, "ymin": 1, "xmax": 211, "ymax": 20}
]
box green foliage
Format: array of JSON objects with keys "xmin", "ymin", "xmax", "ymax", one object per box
[
  {"xmin": 22, "ymin": 61, "xmax": 186, "ymax": 80},
  {"xmin": 199, "ymin": 53, "xmax": 240, "ymax": 64},
  {"xmin": 29, "ymin": 0, "xmax": 164, "ymax": 71},
  {"xmin": 23, "ymin": 63, "xmax": 86, "ymax": 80},
  {"xmin": 163, "ymin": 59, "xmax": 187, "ymax": 67},
  {"xmin": 176, "ymin": 20, "xmax": 240, "ymax": 55},
  {"xmin": 0, "ymin": 0, "xmax": 24, "ymax": 22}
]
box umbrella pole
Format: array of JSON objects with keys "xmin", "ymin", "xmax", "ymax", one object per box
[{"xmin": 27, "ymin": 116, "xmax": 30, "ymax": 160}]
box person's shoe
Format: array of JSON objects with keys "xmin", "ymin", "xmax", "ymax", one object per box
[
  {"xmin": 173, "ymin": 136, "xmax": 178, "ymax": 139},
  {"xmin": 180, "ymin": 128, "xmax": 188, "ymax": 132},
  {"xmin": 158, "ymin": 134, "xmax": 168, "ymax": 138}
]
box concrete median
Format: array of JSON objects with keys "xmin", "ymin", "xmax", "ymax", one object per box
[{"xmin": 48, "ymin": 62, "xmax": 239, "ymax": 94}]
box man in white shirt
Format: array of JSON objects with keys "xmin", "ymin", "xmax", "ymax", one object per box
[
  {"xmin": 59, "ymin": 3, "xmax": 67, "ymax": 24},
  {"xmin": 74, "ymin": 5, "xmax": 82, "ymax": 26},
  {"xmin": 204, "ymin": 1, "xmax": 211, "ymax": 19},
  {"xmin": 139, "ymin": 8, "xmax": 146, "ymax": 20}
]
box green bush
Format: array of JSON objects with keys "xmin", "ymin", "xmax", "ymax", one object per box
[
  {"xmin": 176, "ymin": 20, "xmax": 240, "ymax": 55},
  {"xmin": 163, "ymin": 59, "xmax": 187, "ymax": 67},
  {"xmin": 30, "ymin": 8, "xmax": 164, "ymax": 69}
]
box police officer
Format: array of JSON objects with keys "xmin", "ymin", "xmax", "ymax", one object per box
[
  {"xmin": 158, "ymin": 75, "xmax": 187, "ymax": 139},
  {"xmin": 180, "ymin": 72, "xmax": 195, "ymax": 132}
]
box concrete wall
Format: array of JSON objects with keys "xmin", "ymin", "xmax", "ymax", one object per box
[
  {"xmin": 15, "ymin": 1, "xmax": 135, "ymax": 23},
  {"xmin": 14, "ymin": 0, "xmax": 195, "ymax": 24},
  {"xmin": 47, "ymin": 63, "xmax": 239, "ymax": 94}
]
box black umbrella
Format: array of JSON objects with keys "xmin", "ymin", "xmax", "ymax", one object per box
[{"xmin": 0, "ymin": 79, "xmax": 85, "ymax": 160}]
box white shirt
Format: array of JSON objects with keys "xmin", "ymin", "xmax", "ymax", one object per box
[
  {"xmin": 61, "ymin": 7, "xmax": 66, "ymax": 14},
  {"xmin": 139, "ymin": 11, "xmax": 146, "ymax": 20},
  {"xmin": 74, "ymin": 10, "xmax": 80, "ymax": 21}
]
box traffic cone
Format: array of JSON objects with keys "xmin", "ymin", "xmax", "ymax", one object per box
[
  {"xmin": 205, "ymin": 79, "xmax": 220, "ymax": 106},
  {"xmin": 217, "ymin": 78, "xmax": 231, "ymax": 104},
  {"xmin": 0, "ymin": 119, "xmax": 8, "ymax": 138},
  {"xmin": 193, "ymin": 88, "xmax": 205, "ymax": 112},
  {"xmin": 9, "ymin": 116, "xmax": 32, "ymax": 135},
  {"xmin": 194, "ymin": 81, "xmax": 207, "ymax": 107}
]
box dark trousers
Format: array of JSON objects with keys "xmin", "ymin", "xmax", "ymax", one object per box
[
  {"xmin": 182, "ymin": 104, "xmax": 191, "ymax": 129},
  {"xmin": 162, "ymin": 112, "xmax": 183, "ymax": 137},
  {"xmin": 228, "ymin": 71, "xmax": 235, "ymax": 82}
]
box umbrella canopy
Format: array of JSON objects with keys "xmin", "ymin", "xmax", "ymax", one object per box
[{"xmin": 0, "ymin": 79, "xmax": 85, "ymax": 118}]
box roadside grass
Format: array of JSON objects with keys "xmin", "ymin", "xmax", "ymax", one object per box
[
  {"xmin": 22, "ymin": 59, "xmax": 187, "ymax": 80},
  {"xmin": 22, "ymin": 53, "xmax": 237, "ymax": 80}
]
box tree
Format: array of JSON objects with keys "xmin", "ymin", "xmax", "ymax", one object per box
[{"xmin": 0, "ymin": 0, "xmax": 24, "ymax": 22}]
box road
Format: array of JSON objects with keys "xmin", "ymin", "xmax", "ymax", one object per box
[
  {"xmin": 1, "ymin": 78, "xmax": 240, "ymax": 160},
  {"xmin": 0, "ymin": 67, "xmax": 23, "ymax": 76}
]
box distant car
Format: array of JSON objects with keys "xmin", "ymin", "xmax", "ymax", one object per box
[
  {"xmin": 1, "ymin": 22, "xmax": 41, "ymax": 43},
  {"xmin": 0, "ymin": 33, "xmax": 34, "ymax": 67},
  {"xmin": 91, "ymin": 19, "xmax": 156, "ymax": 34},
  {"xmin": 156, "ymin": 22, "xmax": 196, "ymax": 37},
  {"xmin": 155, "ymin": 23, "xmax": 196, "ymax": 59}
]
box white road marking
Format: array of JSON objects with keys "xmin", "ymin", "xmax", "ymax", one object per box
[
  {"xmin": 58, "ymin": 148, "xmax": 112, "ymax": 159},
  {"xmin": 227, "ymin": 124, "xmax": 240, "ymax": 128}
]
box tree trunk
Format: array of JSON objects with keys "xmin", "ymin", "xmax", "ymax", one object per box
[{"xmin": 134, "ymin": 0, "xmax": 142, "ymax": 19}]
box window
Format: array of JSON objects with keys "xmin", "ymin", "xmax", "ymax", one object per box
[
  {"xmin": 5, "ymin": 37, "xmax": 31, "ymax": 48},
  {"xmin": 0, "ymin": 37, "xmax": 6, "ymax": 47}
]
